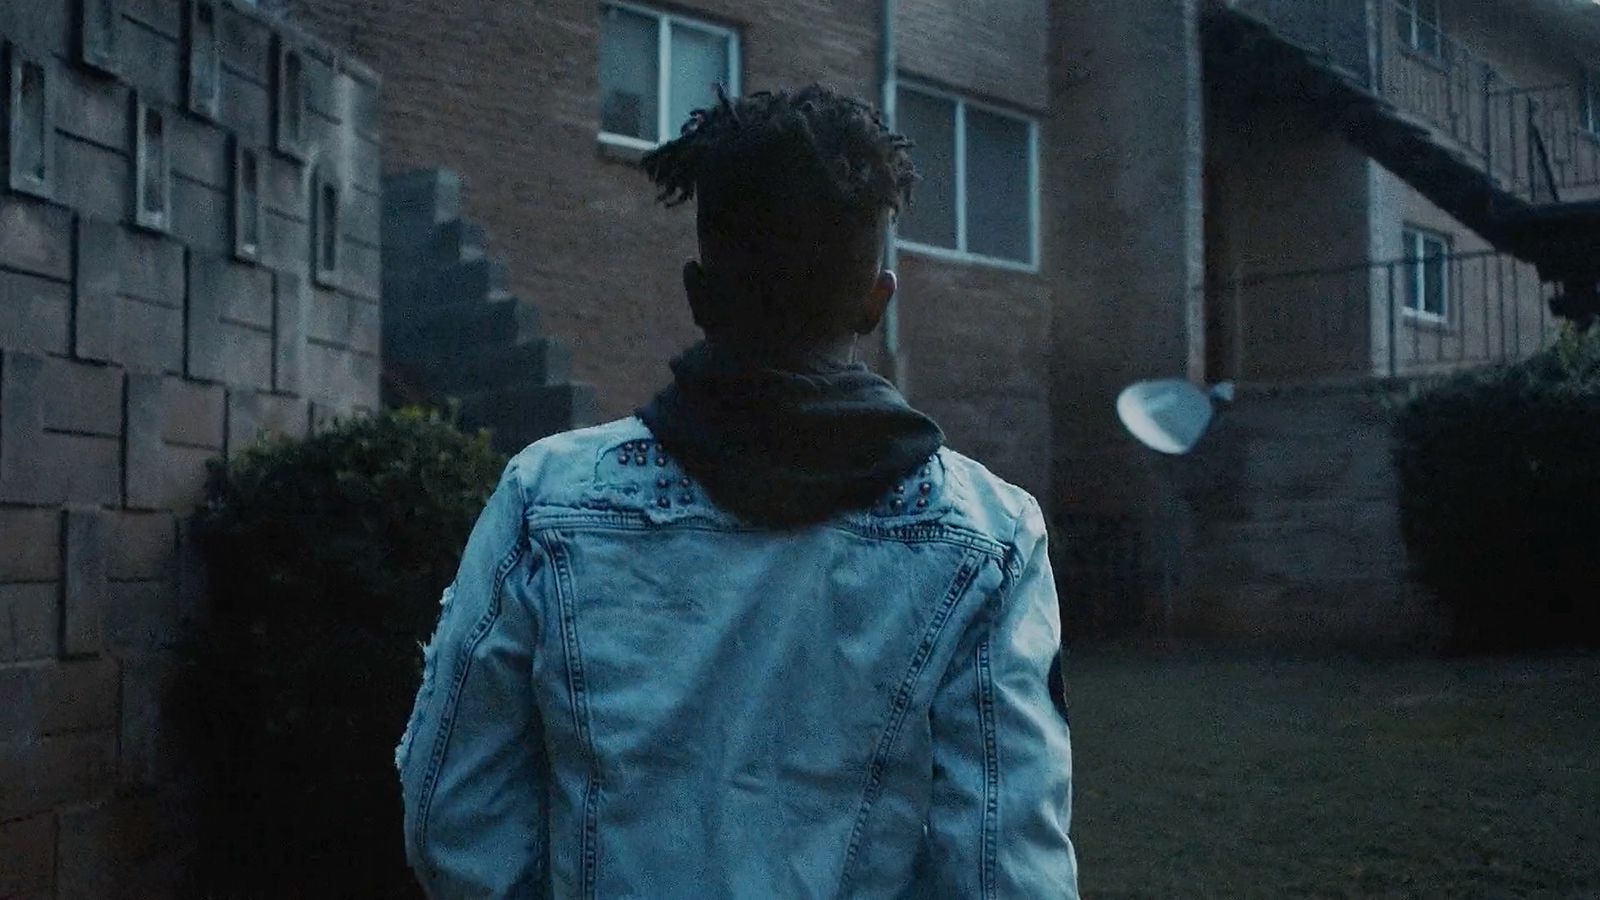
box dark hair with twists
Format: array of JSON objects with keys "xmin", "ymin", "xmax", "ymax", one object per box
[{"xmin": 640, "ymin": 84, "xmax": 918, "ymax": 346}]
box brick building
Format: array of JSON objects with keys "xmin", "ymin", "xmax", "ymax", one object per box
[{"xmin": 284, "ymin": 0, "xmax": 1600, "ymax": 644}]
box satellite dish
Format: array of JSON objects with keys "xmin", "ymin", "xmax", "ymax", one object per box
[{"xmin": 1116, "ymin": 379, "xmax": 1233, "ymax": 455}]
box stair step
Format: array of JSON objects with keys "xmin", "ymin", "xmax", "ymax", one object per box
[
  {"xmin": 394, "ymin": 296, "xmax": 543, "ymax": 357},
  {"xmin": 425, "ymin": 337, "xmax": 573, "ymax": 392},
  {"xmin": 432, "ymin": 220, "xmax": 486, "ymax": 265},
  {"xmin": 456, "ymin": 381, "xmax": 599, "ymax": 452}
]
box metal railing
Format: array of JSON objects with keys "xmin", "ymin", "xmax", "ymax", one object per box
[
  {"xmin": 1229, "ymin": 0, "xmax": 1600, "ymax": 210},
  {"xmin": 1206, "ymin": 249, "xmax": 1560, "ymax": 383}
]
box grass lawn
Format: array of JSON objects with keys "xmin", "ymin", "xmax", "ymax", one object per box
[{"xmin": 1066, "ymin": 649, "xmax": 1600, "ymax": 899}]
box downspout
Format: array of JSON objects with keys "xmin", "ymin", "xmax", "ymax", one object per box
[{"xmin": 880, "ymin": 0, "xmax": 907, "ymax": 391}]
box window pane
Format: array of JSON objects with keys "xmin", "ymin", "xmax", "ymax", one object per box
[
  {"xmin": 668, "ymin": 25, "xmax": 729, "ymax": 139},
  {"xmin": 897, "ymin": 89, "xmax": 956, "ymax": 249},
  {"xmin": 1417, "ymin": 23, "xmax": 1441, "ymax": 58},
  {"xmin": 600, "ymin": 7, "xmax": 659, "ymax": 140},
  {"xmin": 1423, "ymin": 243, "xmax": 1446, "ymax": 316},
  {"xmin": 964, "ymin": 107, "xmax": 1032, "ymax": 263}
]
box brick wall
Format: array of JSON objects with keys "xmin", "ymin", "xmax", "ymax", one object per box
[
  {"xmin": 1171, "ymin": 381, "xmax": 1445, "ymax": 648},
  {"xmin": 0, "ymin": 1, "xmax": 379, "ymax": 894},
  {"xmin": 289, "ymin": 0, "xmax": 1053, "ymax": 496}
]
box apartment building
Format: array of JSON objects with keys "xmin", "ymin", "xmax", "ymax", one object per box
[{"xmin": 294, "ymin": 0, "xmax": 1056, "ymax": 500}]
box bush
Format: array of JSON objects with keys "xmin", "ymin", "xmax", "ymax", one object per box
[
  {"xmin": 180, "ymin": 407, "xmax": 506, "ymax": 898},
  {"xmin": 1394, "ymin": 326, "xmax": 1600, "ymax": 651}
]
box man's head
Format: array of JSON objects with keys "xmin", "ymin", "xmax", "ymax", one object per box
[{"xmin": 641, "ymin": 84, "xmax": 917, "ymax": 353}]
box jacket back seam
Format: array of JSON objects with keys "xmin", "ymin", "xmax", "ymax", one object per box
[{"xmin": 835, "ymin": 548, "xmax": 987, "ymax": 896}]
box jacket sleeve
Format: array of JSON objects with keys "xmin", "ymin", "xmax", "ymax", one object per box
[
  {"xmin": 396, "ymin": 464, "xmax": 548, "ymax": 898},
  {"xmin": 924, "ymin": 496, "xmax": 1079, "ymax": 899}
]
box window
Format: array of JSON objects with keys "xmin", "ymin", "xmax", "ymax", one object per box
[
  {"xmin": 1583, "ymin": 69, "xmax": 1600, "ymax": 137},
  {"xmin": 1397, "ymin": 0, "xmax": 1442, "ymax": 59},
  {"xmin": 599, "ymin": 3, "xmax": 738, "ymax": 148},
  {"xmin": 896, "ymin": 84, "xmax": 1038, "ymax": 269},
  {"xmin": 1402, "ymin": 226, "xmax": 1450, "ymax": 321}
]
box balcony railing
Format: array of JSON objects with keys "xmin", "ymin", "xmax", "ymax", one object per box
[
  {"xmin": 1205, "ymin": 250, "xmax": 1560, "ymax": 383},
  {"xmin": 1228, "ymin": 0, "xmax": 1600, "ymax": 209}
]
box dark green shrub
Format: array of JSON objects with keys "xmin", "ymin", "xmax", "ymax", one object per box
[
  {"xmin": 1394, "ymin": 326, "xmax": 1600, "ymax": 652},
  {"xmin": 180, "ymin": 407, "xmax": 506, "ymax": 898}
]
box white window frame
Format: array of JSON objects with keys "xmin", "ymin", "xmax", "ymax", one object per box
[
  {"xmin": 1397, "ymin": 0, "xmax": 1443, "ymax": 59},
  {"xmin": 597, "ymin": 2, "xmax": 741, "ymax": 151},
  {"xmin": 1401, "ymin": 226, "xmax": 1451, "ymax": 323},
  {"xmin": 894, "ymin": 81, "xmax": 1040, "ymax": 273}
]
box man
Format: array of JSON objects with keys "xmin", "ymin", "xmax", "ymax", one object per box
[{"xmin": 396, "ymin": 84, "xmax": 1078, "ymax": 898}]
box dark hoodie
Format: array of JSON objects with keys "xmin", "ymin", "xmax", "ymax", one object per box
[{"xmin": 637, "ymin": 341, "xmax": 944, "ymax": 528}]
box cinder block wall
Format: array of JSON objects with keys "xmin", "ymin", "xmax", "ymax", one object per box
[{"xmin": 0, "ymin": 1, "xmax": 379, "ymax": 894}]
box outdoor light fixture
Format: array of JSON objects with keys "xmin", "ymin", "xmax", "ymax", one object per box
[{"xmin": 1116, "ymin": 379, "xmax": 1235, "ymax": 455}]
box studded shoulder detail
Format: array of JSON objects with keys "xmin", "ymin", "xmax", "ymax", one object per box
[
  {"xmin": 869, "ymin": 453, "xmax": 947, "ymax": 519},
  {"xmin": 595, "ymin": 437, "xmax": 707, "ymax": 518}
]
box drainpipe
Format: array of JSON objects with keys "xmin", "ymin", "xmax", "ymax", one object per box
[{"xmin": 880, "ymin": 0, "xmax": 907, "ymax": 391}]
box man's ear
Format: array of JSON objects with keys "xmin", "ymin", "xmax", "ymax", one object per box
[{"xmin": 855, "ymin": 269, "xmax": 897, "ymax": 335}]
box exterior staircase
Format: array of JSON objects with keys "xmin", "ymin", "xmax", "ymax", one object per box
[
  {"xmin": 1204, "ymin": 0, "xmax": 1600, "ymax": 318},
  {"xmin": 381, "ymin": 169, "xmax": 597, "ymax": 452}
]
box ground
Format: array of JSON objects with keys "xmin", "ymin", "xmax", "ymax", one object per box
[{"xmin": 1067, "ymin": 649, "xmax": 1600, "ymax": 899}]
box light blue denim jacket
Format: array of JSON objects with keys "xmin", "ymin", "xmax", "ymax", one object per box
[{"xmin": 396, "ymin": 417, "xmax": 1078, "ymax": 898}]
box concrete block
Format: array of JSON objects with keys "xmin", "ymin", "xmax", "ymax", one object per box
[
  {"xmin": 0, "ymin": 195, "xmax": 72, "ymax": 280},
  {"xmin": 0, "ymin": 582, "xmax": 58, "ymax": 662},
  {"xmin": 184, "ymin": 254, "xmax": 225, "ymax": 382},
  {"xmin": 219, "ymin": 323, "xmax": 275, "ymax": 391},
  {"xmin": 42, "ymin": 432, "xmax": 122, "ymax": 507},
  {"xmin": 38, "ymin": 658, "xmax": 120, "ymax": 736},
  {"xmin": 125, "ymin": 373, "xmax": 219, "ymax": 511},
  {"xmin": 54, "ymin": 135, "xmax": 131, "ymax": 223},
  {"xmin": 108, "ymin": 512, "xmax": 178, "ymax": 582},
  {"xmin": 62, "ymin": 510, "xmax": 109, "ymax": 656},
  {"xmin": 273, "ymin": 271, "xmax": 307, "ymax": 395},
  {"xmin": 103, "ymin": 579, "xmax": 177, "ymax": 652},
  {"xmin": 343, "ymin": 240, "xmax": 380, "ymax": 301},
  {"xmin": 74, "ymin": 219, "xmax": 122, "ymax": 364},
  {"xmin": 0, "ymin": 270, "xmax": 71, "ymax": 356},
  {"xmin": 187, "ymin": 0, "xmax": 223, "ymax": 120},
  {"xmin": 342, "ymin": 181, "xmax": 379, "ymax": 246},
  {"xmin": 117, "ymin": 22, "xmax": 181, "ymax": 107},
  {"xmin": 116, "ymin": 654, "xmax": 182, "ymax": 785},
  {"xmin": 119, "ymin": 229, "xmax": 184, "ymax": 305},
  {"xmin": 0, "ymin": 351, "xmax": 48, "ymax": 504},
  {"xmin": 117, "ymin": 296, "xmax": 184, "ymax": 375},
  {"xmin": 0, "ymin": 813, "xmax": 54, "ymax": 897},
  {"xmin": 305, "ymin": 285, "xmax": 349, "ymax": 346},
  {"xmin": 350, "ymin": 137, "xmax": 380, "ymax": 193},
  {"xmin": 226, "ymin": 389, "xmax": 307, "ymax": 453},
  {"xmin": 219, "ymin": 67, "xmax": 270, "ymax": 149},
  {"xmin": 0, "ymin": 507, "xmax": 61, "ymax": 582},
  {"xmin": 169, "ymin": 113, "xmax": 230, "ymax": 190},
  {"xmin": 40, "ymin": 356, "xmax": 123, "ymax": 438},
  {"xmin": 80, "ymin": 0, "xmax": 121, "ymax": 76},
  {"xmin": 164, "ymin": 378, "xmax": 225, "ymax": 449},
  {"xmin": 308, "ymin": 400, "xmax": 344, "ymax": 434},
  {"xmin": 0, "ymin": 730, "xmax": 116, "ymax": 819},
  {"xmin": 261, "ymin": 209, "xmax": 310, "ymax": 276},
  {"xmin": 218, "ymin": 3, "xmax": 272, "ymax": 86},
  {"xmin": 262, "ymin": 152, "xmax": 306, "ymax": 219},
  {"xmin": 382, "ymin": 169, "xmax": 461, "ymax": 238},
  {"xmin": 0, "ymin": 0, "xmax": 70, "ymax": 57},
  {"xmin": 303, "ymin": 47, "xmax": 337, "ymax": 118},
  {"xmin": 219, "ymin": 260, "xmax": 273, "ymax": 330},
  {"xmin": 170, "ymin": 175, "xmax": 229, "ymax": 255},
  {"xmin": 347, "ymin": 67, "xmax": 380, "ymax": 138},
  {"xmin": 58, "ymin": 64, "xmax": 130, "ymax": 150},
  {"xmin": 122, "ymin": 0, "xmax": 181, "ymax": 37},
  {"xmin": 349, "ymin": 297, "xmax": 380, "ymax": 355},
  {"xmin": 175, "ymin": 518, "xmax": 206, "ymax": 628}
]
